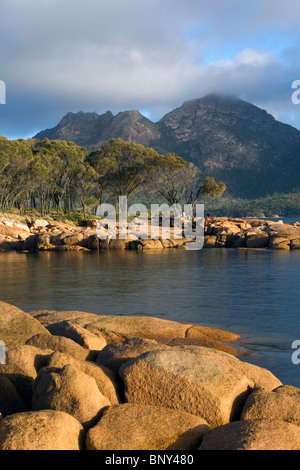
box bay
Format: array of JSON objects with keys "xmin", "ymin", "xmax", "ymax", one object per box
[{"xmin": 1, "ymin": 246, "xmax": 300, "ymax": 387}]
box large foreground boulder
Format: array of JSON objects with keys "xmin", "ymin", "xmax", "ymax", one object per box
[
  {"xmin": 241, "ymin": 386, "xmax": 300, "ymax": 425},
  {"xmin": 0, "ymin": 301, "xmax": 49, "ymax": 345},
  {"xmin": 46, "ymin": 321, "xmax": 107, "ymax": 353},
  {"xmin": 47, "ymin": 352, "xmax": 121, "ymax": 405},
  {"xmin": 120, "ymin": 348, "xmax": 253, "ymax": 428},
  {"xmin": 175, "ymin": 346, "xmax": 281, "ymax": 391},
  {"xmin": 185, "ymin": 324, "xmax": 239, "ymax": 342},
  {"xmin": 73, "ymin": 315, "xmax": 191, "ymax": 343},
  {"xmin": 32, "ymin": 365, "xmax": 111, "ymax": 429},
  {"xmin": 182, "ymin": 324, "xmax": 240, "ymax": 355},
  {"xmin": 199, "ymin": 419, "xmax": 300, "ymax": 450},
  {"xmin": 72, "ymin": 314, "xmax": 239, "ymax": 346},
  {"xmin": 86, "ymin": 404, "xmax": 210, "ymax": 450},
  {"xmin": 96, "ymin": 338, "xmax": 171, "ymax": 373},
  {"xmin": 0, "ymin": 344, "xmax": 53, "ymax": 407},
  {"xmin": 168, "ymin": 337, "xmax": 241, "ymax": 355},
  {"xmin": 28, "ymin": 310, "xmax": 98, "ymax": 327},
  {"xmin": 0, "ymin": 410, "xmax": 84, "ymax": 450},
  {"xmin": 25, "ymin": 333, "xmax": 93, "ymax": 361}
]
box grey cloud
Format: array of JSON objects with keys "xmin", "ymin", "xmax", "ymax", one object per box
[{"xmin": 1, "ymin": 0, "xmax": 300, "ymax": 138}]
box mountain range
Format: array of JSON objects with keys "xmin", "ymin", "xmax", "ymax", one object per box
[{"xmin": 34, "ymin": 94, "xmax": 300, "ymax": 198}]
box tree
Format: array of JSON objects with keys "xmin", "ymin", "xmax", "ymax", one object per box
[
  {"xmin": 148, "ymin": 152, "xmax": 226, "ymax": 208},
  {"xmin": 31, "ymin": 145, "xmax": 64, "ymax": 215},
  {"xmin": 185, "ymin": 176, "xmax": 226, "ymax": 209},
  {"xmin": 88, "ymin": 138, "xmax": 159, "ymax": 204},
  {"xmin": 0, "ymin": 133, "xmax": 227, "ymax": 218},
  {"xmin": 34, "ymin": 139, "xmax": 87, "ymax": 213},
  {"xmin": 147, "ymin": 153, "xmax": 189, "ymax": 205},
  {"xmin": 72, "ymin": 162, "xmax": 98, "ymax": 219},
  {"xmin": 31, "ymin": 160, "xmax": 50, "ymax": 217},
  {"xmin": 0, "ymin": 137, "xmax": 33, "ymax": 214}
]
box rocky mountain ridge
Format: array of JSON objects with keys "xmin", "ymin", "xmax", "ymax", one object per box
[{"xmin": 34, "ymin": 94, "xmax": 300, "ymax": 198}]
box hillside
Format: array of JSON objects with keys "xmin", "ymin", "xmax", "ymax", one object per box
[{"xmin": 34, "ymin": 94, "xmax": 300, "ymax": 198}]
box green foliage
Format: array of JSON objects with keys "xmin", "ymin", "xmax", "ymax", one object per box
[
  {"xmin": 51, "ymin": 212, "xmax": 92, "ymax": 226},
  {"xmin": 147, "ymin": 156, "xmax": 226, "ymax": 207},
  {"xmin": 0, "ymin": 135, "xmax": 227, "ymax": 219},
  {"xmin": 88, "ymin": 138, "xmax": 160, "ymax": 203},
  {"xmin": 202, "ymin": 177, "xmax": 226, "ymax": 198},
  {"xmin": 203, "ymin": 191, "xmax": 300, "ymax": 217}
]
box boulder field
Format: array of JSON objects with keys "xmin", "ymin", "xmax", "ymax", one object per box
[
  {"xmin": 0, "ymin": 216, "xmax": 300, "ymax": 252},
  {"xmin": 1, "ymin": 300, "xmax": 299, "ymax": 450}
]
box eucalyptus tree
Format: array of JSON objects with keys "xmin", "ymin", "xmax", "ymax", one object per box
[
  {"xmin": 72, "ymin": 161, "xmax": 99, "ymax": 219},
  {"xmin": 148, "ymin": 152, "xmax": 226, "ymax": 209},
  {"xmin": 33, "ymin": 139, "xmax": 87, "ymax": 213},
  {"xmin": 88, "ymin": 138, "xmax": 160, "ymax": 205},
  {"xmin": 0, "ymin": 137, "xmax": 33, "ymax": 213}
]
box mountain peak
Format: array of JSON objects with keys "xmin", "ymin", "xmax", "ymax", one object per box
[
  {"xmin": 60, "ymin": 110, "xmax": 106, "ymax": 123},
  {"xmin": 183, "ymin": 93, "xmax": 240, "ymax": 106},
  {"xmin": 33, "ymin": 96, "xmax": 300, "ymax": 198},
  {"xmin": 179, "ymin": 93, "xmax": 270, "ymax": 119}
]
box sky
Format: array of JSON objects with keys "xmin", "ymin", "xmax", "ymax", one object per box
[{"xmin": 1, "ymin": 0, "xmax": 300, "ymax": 140}]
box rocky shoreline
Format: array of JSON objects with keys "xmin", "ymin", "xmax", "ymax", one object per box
[
  {"xmin": 0, "ymin": 301, "xmax": 300, "ymax": 450},
  {"xmin": 0, "ymin": 215, "xmax": 300, "ymax": 252}
]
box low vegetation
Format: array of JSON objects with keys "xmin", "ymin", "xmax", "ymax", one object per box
[{"xmin": 203, "ymin": 192, "xmax": 300, "ymax": 218}]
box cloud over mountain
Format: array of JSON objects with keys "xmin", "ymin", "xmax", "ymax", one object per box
[{"xmin": 1, "ymin": 0, "xmax": 300, "ymax": 138}]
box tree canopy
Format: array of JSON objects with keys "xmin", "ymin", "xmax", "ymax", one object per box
[{"xmin": 0, "ymin": 136, "xmax": 226, "ymax": 217}]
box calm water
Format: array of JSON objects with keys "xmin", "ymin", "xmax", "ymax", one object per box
[{"xmin": 1, "ymin": 245, "xmax": 300, "ymax": 387}]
